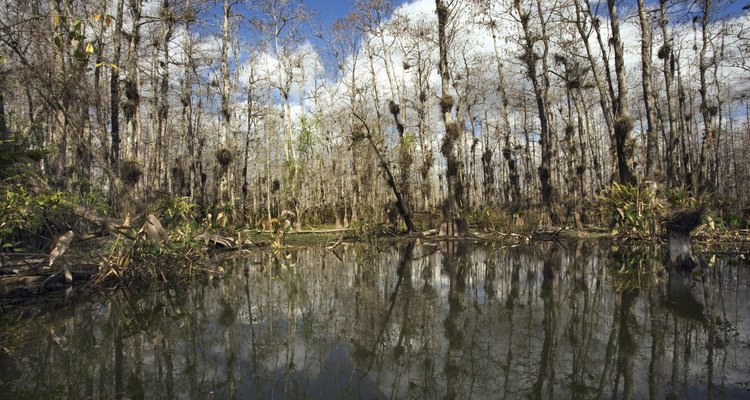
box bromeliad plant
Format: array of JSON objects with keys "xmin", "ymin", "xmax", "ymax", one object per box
[
  {"xmin": 599, "ymin": 182, "xmax": 663, "ymax": 237},
  {"xmin": 153, "ymin": 195, "xmax": 197, "ymax": 233}
]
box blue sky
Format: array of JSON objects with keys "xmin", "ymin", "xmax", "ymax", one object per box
[{"xmin": 307, "ymin": 0, "xmax": 409, "ymax": 30}]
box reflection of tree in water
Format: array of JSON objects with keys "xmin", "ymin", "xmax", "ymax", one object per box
[
  {"xmin": 567, "ymin": 241, "xmax": 604, "ymax": 397},
  {"xmin": 442, "ymin": 241, "xmax": 468, "ymax": 400},
  {"xmin": 498, "ymin": 247, "xmax": 521, "ymax": 400},
  {"xmin": 1, "ymin": 244, "xmax": 749, "ymax": 399},
  {"xmin": 531, "ymin": 247, "xmax": 560, "ymax": 400},
  {"xmin": 614, "ymin": 289, "xmax": 639, "ymax": 400}
]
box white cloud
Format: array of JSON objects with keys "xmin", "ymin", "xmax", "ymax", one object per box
[{"xmin": 225, "ymin": 0, "xmax": 750, "ymax": 154}]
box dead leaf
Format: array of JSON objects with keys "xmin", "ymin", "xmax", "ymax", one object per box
[
  {"xmin": 139, "ymin": 214, "xmax": 168, "ymax": 242},
  {"xmin": 194, "ymin": 232, "xmax": 235, "ymax": 248}
]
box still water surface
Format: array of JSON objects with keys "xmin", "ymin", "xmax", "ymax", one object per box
[{"xmin": 1, "ymin": 241, "xmax": 749, "ymax": 399}]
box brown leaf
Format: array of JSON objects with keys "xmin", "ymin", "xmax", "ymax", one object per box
[
  {"xmin": 139, "ymin": 214, "xmax": 168, "ymax": 242},
  {"xmin": 194, "ymin": 232, "xmax": 235, "ymax": 248}
]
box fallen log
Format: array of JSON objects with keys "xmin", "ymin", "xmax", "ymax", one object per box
[
  {"xmin": 1, "ymin": 268, "xmax": 98, "ymax": 295},
  {"xmin": 282, "ymin": 228, "xmax": 352, "ymax": 235}
]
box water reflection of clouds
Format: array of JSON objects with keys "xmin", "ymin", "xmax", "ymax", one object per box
[{"xmin": 2, "ymin": 243, "xmax": 749, "ymax": 399}]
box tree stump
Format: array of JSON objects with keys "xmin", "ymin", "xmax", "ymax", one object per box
[{"xmin": 664, "ymin": 207, "xmax": 703, "ymax": 271}]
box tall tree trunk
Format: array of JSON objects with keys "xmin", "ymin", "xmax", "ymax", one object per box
[
  {"xmin": 0, "ymin": 81, "xmax": 8, "ymax": 140},
  {"xmin": 697, "ymin": 0, "xmax": 715, "ymax": 195},
  {"xmin": 659, "ymin": 0, "xmax": 678, "ymax": 188},
  {"xmin": 352, "ymin": 112, "xmax": 415, "ymax": 232},
  {"xmin": 389, "ymin": 99, "xmax": 412, "ymax": 217},
  {"xmin": 712, "ymin": 32, "xmax": 726, "ymax": 195},
  {"xmin": 414, "ymin": 50, "xmax": 434, "ymax": 210},
  {"xmin": 361, "ymin": 37, "xmax": 413, "ymax": 231},
  {"xmin": 91, "ymin": 13, "xmax": 107, "ymax": 196},
  {"xmin": 347, "ymin": 63, "xmax": 361, "ymax": 223},
  {"xmin": 242, "ymin": 76, "xmax": 256, "ymax": 224},
  {"xmin": 676, "ymin": 56, "xmax": 693, "ymax": 190},
  {"xmin": 489, "ymin": 20, "xmax": 519, "ymax": 205},
  {"xmin": 515, "ymin": 1, "xmax": 555, "ymax": 213},
  {"xmin": 156, "ymin": 2, "xmax": 174, "ymax": 191},
  {"xmin": 182, "ymin": 0, "xmax": 196, "ymax": 202},
  {"xmin": 607, "ymin": 0, "xmax": 637, "ymax": 185},
  {"xmin": 436, "ymin": 0, "xmax": 467, "ymax": 236},
  {"xmin": 573, "ymin": 1, "xmax": 615, "ymax": 161},
  {"xmin": 218, "ymin": 0, "xmax": 236, "ymax": 220},
  {"xmin": 111, "ymin": 0, "xmax": 125, "ymax": 174},
  {"xmin": 585, "ymin": 1, "xmax": 618, "ymax": 178},
  {"xmin": 50, "ymin": 0, "xmax": 70, "ymax": 188},
  {"xmin": 124, "ymin": 0, "xmax": 143, "ymax": 162},
  {"xmin": 270, "ymin": 13, "xmax": 300, "ymax": 226},
  {"xmin": 637, "ymin": 0, "xmax": 660, "ymax": 179}
]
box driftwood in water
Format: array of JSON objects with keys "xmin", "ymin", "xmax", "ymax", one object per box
[
  {"xmin": 664, "ymin": 207, "xmax": 703, "ymax": 271},
  {"xmin": 1, "ymin": 267, "xmax": 98, "ymax": 296}
]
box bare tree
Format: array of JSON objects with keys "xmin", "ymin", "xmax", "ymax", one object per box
[
  {"xmin": 696, "ymin": 0, "xmax": 716, "ymax": 194},
  {"xmin": 658, "ymin": 0, "xmax": 680, "ymax": 187},
  {"xmin": 217, "ymin": 0, "xmax": 238, "ymax": 221},
  {"xmin": 637, "ymin": 0, "xmax": 661, "ymax": 178},
  {"xmin": 253, "ymin": 0, "xmax": 311, "ymax": 228},
  {"xmin": 513, "ymin": 0, "xmax": 557, "ymax": 216},
  {"xmin": 110, "ymin": 0, "xmax": 125, "ymax": 174},
  {"xmin": 606, "ymin": 0, "xmax": 637, "ymax": 185},
  {"xmin": 436, "ymin": 0, "xmax": 468, "ymax": 236}
]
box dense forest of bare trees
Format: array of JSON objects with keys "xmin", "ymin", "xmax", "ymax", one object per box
[{"xmin": 1, "ymin": 0, "xmax": 749, "ymax": 232}]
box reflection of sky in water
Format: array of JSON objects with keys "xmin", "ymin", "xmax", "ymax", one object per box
[
  {"xmin": 204, "ymin": 343, "xmax": 386, "ymax": 400},
  {"xmin": 1, "ymin": 243, "xmax": 749, "ymax": 399}
]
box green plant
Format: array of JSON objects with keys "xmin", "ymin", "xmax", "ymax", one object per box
[
  {"xmin": 153, "ymin": 195, "xmax": 197, "ymax": 229},
  {"xmin": 665, "ymin": 187, "xmax": 699, "ymax": 209},
  {"xmin": 599, "ymin": 182, "xmax": 663, "ymax": 237},
  {"xmin": 0, "ymin": 185, "xmax": 76, "ymax": 249},
  {"xmin": 350, "ymin": 218, "xmax": 385, "ymax": 240},
  {"xmin": 704, "ymin": 214, "xmax": 725, "ymax": 231},
  {"xmin": 77, "ymin": 186, "xmax": 109, "ymax": 215},
  {"xmin": 0, "ymin": 138, "xmax": 47, "ymax": 181}
]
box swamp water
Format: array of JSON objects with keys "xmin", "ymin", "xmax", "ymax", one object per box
[{"xmin": 0, "ymin": 241, "xmax": 749, "ymax": 399}]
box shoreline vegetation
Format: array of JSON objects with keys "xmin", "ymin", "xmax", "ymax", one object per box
[{"xmin": 1, "ymin": 181, "xmax": 748, "ymax": 312}]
